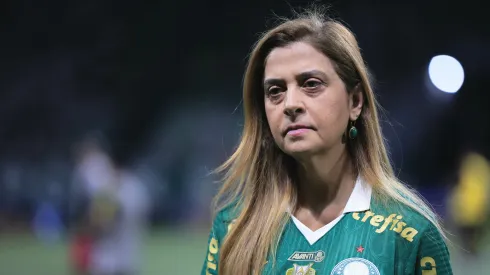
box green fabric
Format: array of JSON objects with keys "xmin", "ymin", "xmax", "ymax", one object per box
[{"xmin": 201, "ymin": 200, "xmax": 452, "ymax": 274}]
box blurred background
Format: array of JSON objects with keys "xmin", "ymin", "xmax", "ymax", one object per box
[{"xmin": 0, "ymin": 0, "xmax": 489, "ymax": 274}]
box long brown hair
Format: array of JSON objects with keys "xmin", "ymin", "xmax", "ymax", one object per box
[{"xmin": 213, "ymin": 7, "xmax": 445, "ymax": 275}]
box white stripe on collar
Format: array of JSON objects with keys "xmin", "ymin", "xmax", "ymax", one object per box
[{"xmin": 343, "ymin": 176, "xmax": 372, "ymax": 213}]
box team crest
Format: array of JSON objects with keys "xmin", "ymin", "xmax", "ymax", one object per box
[
  {"xmin": 330, "ymin": 258, "xmax": 380, "ymax": 275},
  {"xmin": 286, "ymin": 263, "xmax": 315, "ymax": 275},
  {"xmin": 288, "ymin": 250, "xmax": 325, "ymax": 263}
]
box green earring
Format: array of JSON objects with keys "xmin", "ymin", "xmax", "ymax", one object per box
[{"xmin": 348, "ymin": 120, "xmax": 358, "ymax": 139}]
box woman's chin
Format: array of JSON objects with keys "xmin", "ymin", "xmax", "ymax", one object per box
[{"xmin": 283, "ymin": 144, "xmax": 319, "ymax": 158}]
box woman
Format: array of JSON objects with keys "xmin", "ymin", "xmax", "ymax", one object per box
[{"xmin": 201, "ymin": 7, "xmax": 453, "ymax": 275}]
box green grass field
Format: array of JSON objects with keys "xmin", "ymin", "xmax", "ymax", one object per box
[
  {"xmin": 0, "ymin": 227, "xmax": 209, "ymax": 275},
  {"xmin": 0, "ymin": 227, "xmax": 489, "ymax": 275}
]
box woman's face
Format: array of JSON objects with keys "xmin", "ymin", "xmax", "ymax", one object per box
[{"xmin": 263, "ymin": 41, "xmax": 362, "ymax": 159}]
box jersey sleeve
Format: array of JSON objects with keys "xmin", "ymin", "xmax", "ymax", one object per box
[
  {"xmin": 201, "ymin": 211, "xmax": 228, "ymax": 275},
  {"xmin": 414, "ymin": 223, "xmax": 453, "ymax": 275}
]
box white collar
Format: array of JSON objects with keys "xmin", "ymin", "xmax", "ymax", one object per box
[{"xmin": 343, "ymin": 176, "xmax": 372, "ymax": 213}]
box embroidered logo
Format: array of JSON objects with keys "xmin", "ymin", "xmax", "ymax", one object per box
[{"xmin": 288, "ymin": 250, "xmax": 325, "ymax": 263}]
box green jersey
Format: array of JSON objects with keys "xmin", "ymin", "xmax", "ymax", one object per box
[{"xmin": 201, "ymin": 179, "xmax": 452, "ymax": 274}]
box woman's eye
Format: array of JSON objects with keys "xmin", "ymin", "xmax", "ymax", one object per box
[
  {"xmin": 267, "ymin": 86, "xmax": 282, "ymax": 95},
  {"xmin": 303, "ymin": 79, "xmax": 323, "ymax": 89}
]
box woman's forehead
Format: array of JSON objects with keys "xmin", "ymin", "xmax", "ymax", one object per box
[
  {"xmin": 263, "ymin": 42, "xmax": 337, "ymax": 80},
  {"xmin": 264, "ymin": 42, "xmax": 335, "ymax": 78}
]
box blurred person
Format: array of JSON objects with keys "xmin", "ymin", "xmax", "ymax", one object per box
[
  {"xmin": 87, "ymin": 157, "xmax": 150, "ymax": 275},
  {"xmin": 69, "ymin": 135, "xmax": 149, "ymax": 275},
  {"xmin": 448, "ymin": 151, "xmax": 490, "ymax": 256},
  {"xmin": 201, "ymin": 6, "xmax": 453, "ymax": 275},
  {"xmin": 69, "ymin": 134, "xmax": 115, "ymax": 275}
]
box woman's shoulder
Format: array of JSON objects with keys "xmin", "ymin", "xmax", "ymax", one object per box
[
  {"xmin": 368, "ymin": 196, "xmax": 442, "ymax": 243},
  {"xmin": 212, "ymin": 200, "xmax": 242, "ymax": 225},
  {"xmin": 206, "ymin": 201, "xmax": 242, "ymax": 242}
]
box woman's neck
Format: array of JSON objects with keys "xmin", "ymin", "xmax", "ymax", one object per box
[{"xmin": 295, "ymin": 146, "xmax": 357, "ymax": 217}]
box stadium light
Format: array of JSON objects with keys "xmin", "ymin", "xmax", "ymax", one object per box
[{"xmin": 428, "ymin": 55, "xmax": 465, "ymax": 94}]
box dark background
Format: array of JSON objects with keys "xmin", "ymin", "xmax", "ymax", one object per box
[{"xmin": 0, "ymin": 0, "xmax": 489, "ymax": 223}]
